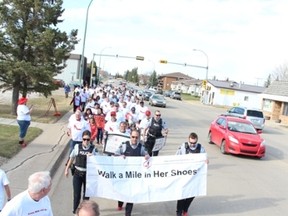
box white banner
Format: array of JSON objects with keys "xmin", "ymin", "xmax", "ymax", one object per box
[{"xmin": 86, "ymin": 154, "xmax": 207, "ymax": 203}]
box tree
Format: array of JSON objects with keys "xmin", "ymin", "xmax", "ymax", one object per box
[
  {"xmin": 123, "ymin": 67, "xmax": 139, "ymax": 83},
  {"xmin": 0, "ymin": 0, "xmax": 78, "ymax": 114},
  {"xmin": 87, "ymin": 60, "xmax": 97, "ymax": 86},
  {"xmin": 149, "ymin": 70, "xmax": 158, "ymax": 87},
  {"xmin": 264, "ymin": 74, "xmax": 272, "ymax": 87},
  {"xmin": 272, "ymin": 63, "xmax": 288, "ymax": 82}
]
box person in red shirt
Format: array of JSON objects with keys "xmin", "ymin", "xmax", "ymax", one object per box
[
  {"xmin": 88, "ymin": 117, "xmax": 97, "ymax": 144},
  {"xmin": 94, "ymin": 108, "xmax": 105, "ymax": 145}
]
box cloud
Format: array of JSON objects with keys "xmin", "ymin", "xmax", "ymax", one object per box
[{"xmin": 59, "ymin": 0, "xmax": 288, "ymax": 85}]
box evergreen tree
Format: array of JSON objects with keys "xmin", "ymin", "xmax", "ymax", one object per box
[
  {"xmin": 264, "ymin": 74, "xmax": 271, "ymax": 87},
  {"xmin": 149, "ymin": 70, "xmax": 158, "ymax": 87},
  {"xmin": 0, "ymin": 0, "xmax": 78, "ymax": 114}
]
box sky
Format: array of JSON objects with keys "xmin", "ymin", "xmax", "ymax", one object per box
[{"xmin": 58, "ymin": 0, "xmax": 288, "ymax": 85}]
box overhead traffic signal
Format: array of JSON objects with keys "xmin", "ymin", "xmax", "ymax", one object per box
[
  {"xmin": 136, "ymin": 56, "xmax": 144, "ymax": 61},
  {"xmin": 202, "ymin": 80, "xmax": 207, "ymax": 88},
  {"xmin": 159, "ymin": 60, "xmax": 168, "ymax": 64}
]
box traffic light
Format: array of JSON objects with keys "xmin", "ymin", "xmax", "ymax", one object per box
[
  {"xmin": 136, "ymin": 56, "xmax": 144, "ymax": 61},
  {"xmin": 202, "ymin": 80, "xmax": 207, "ymax": 88},
  {"xmin": 159, "ymin": 60, "xmax": 168, "ymax": 64}
]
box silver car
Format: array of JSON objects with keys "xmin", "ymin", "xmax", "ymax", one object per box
[
  {"xmin": 227, "ymin": 106, "xmax": 265, "ymax": 130},
  {"xmin": 170, "ymin": 91, "xmax": 181, "ymax": 100},
  {"xmin": 149, "ymin": 94, "xmax": 166, "ymax": 108}
]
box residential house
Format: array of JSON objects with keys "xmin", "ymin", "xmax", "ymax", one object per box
[
  {"xmin": 170, "ymin": 79, "xmax": 202, "ymax": 96},
  {"xmin": 260, "ymin": 80, "xmax": 288, "ymax": 124},
  {"xmin": 54, "ymin": 53, "xmax": 87, "ymax": 85},
  {"xmin": 157, "ymin": 72, "xmax": 192, "ymax": 90},
  {"xmin": 202, "ymin": 80, "xmax": 266, "ymax": 107}
]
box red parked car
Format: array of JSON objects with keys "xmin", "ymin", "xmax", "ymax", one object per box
[{"xmin": 208, "ymin": 115, "xmax": 265, "ymax": 158}]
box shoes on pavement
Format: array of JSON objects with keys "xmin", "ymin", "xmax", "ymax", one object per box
[
  {"xmin": 117, "ymin": 206, "xmax": 123, "ymax": 211},
  {"xmin": 182, "ymin": 211, "xmax": 188, "ymax": 216},
  {"xmin": 21, "ymin": 143, "xmax": 27, "ymax": 148}
]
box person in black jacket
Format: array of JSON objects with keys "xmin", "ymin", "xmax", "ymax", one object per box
[
  {"xmin": 144, "ymin": 110, "xmax": 168, "ymax": 156},
  {"xmin": 115, "ymin": 130, "xmax": 150, "ymax": 216},
  {"xmin": 175, "ymin": 132, "xmax": 207, "ymax": 216},
  {"xmin": 65, "ymin": 130, "xmax": 98, "ymax": 214}
]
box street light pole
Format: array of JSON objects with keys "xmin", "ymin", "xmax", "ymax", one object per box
[
  {"xmin": 79, "ymin": 0, "xmax": 94, "ymax": 86},
  {"xmin": 90, "ymin": 53, "xmax": 96, "ymax": 86},
  {"xmin": 193, "ymin": 49, "xmax": 209, "ymax": 80},
  {"xmin": 97, "ymin": 47, "xmax": 111, "ymax": 84}
]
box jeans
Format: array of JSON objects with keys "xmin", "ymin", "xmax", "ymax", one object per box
[
  {"xmin": 96, "ymin": 128, "xmax": 103, "ymax": 143},
  {"xmin": 72, "ymin": 170, "xmax": 89, "ymax": 213},
  {"xmin": 17, "ymin": 120, "xmax": 31, "ymax": 139}
]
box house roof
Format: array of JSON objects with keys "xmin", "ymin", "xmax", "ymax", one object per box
[
  {"xmin": 263, "ymin": 80, "xmax": 288, "ymax": 96},
  {"xmin": 171, "ymin": 79, "xmax": 202, "ymax": 86},
  {"xmin": 209, "ymin": 80, "xmax": 266, "ymax": 93},
  {"xmin": 158, "ymin": 72, "xmax": 193, "ymax": 79}
]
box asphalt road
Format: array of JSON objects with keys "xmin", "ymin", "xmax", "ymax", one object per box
[{"xmin": 50, "ymin": 98, "xmax": 288, "ymax": 216}]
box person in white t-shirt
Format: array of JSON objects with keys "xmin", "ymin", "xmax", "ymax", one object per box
[
  {"xmin": 137, "ymin": 101, "xmax": 149, "ymax": 121},
  {"xmin": 1, "ymin": 171, "xmax": 53, "ymax": 216},
  {"xmin": 138, "ymin": 110, "xmax": 152, "ymax": 143},
  {"xmin": 67, "ymin": 110, "xmax": 91, "ymax": 153},
  {"xmin": 0, "ymin": 169, "xmax": 11, "ymax": 212},
  {"xmin": 16, "ymin": 97, "xmax": 33, "ymax": 148}
]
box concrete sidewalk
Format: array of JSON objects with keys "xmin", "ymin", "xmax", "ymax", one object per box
[{"xmin": 0, "ymin": 110, "xmax": 72, "ymax": 196}]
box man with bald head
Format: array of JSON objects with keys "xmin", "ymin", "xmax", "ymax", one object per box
[{"xmin": 76, "ymin": 200, "xmax": 100, "ymax": 216}]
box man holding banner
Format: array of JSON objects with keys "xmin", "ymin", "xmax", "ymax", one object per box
[
  {"xmin": 175, "ymin": 132, "xmax": 208, "ymax": 216},
  {"xmin": 114, "ymin": 130, "xmax": 150, "ymax": 216}
]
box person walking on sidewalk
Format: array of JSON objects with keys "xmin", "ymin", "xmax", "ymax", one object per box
[
  {"xmin": 175, "ymin": 132, "xmax": 207, "ymax": 216},
  {"xmin": 1, "ymin": 171, "xmax": 53, "ymax": 215},
  {"xmin": 114, "ymin": 130, "xmax": 150, "ymax": 216},
  {"xmin": 65, "ymin": 130, "xmax": 98, "ymax": 215},
  {"xmin": 70, "ymin": 91, "xmax": 82, "ymax": 113},
  {"xmin": 0, "ymin": 169, "xmax": 11, "ymax": 212},
  {"xmin": 16, "ymin": 96, "xmax": 33, "ymax": 148}
]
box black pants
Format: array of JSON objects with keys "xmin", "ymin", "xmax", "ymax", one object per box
[
  {"xmin": 96, "ymin": 128, "xmax": 103, "ymax": 143},
  {"xmin": 125, "ymin": 203, "xmax": 133, "ymax": 216},
  {"xmin": 72, "ymin": 170, "xmax": 89, "ymax": 213},
  {"xmin": 145, "ymin": 135, "xmax": 160, "ymax": 156},
  {"xmin": 176, "ymin": 197, "xmax": 195, "ymax": 215},
  {"xmin": 117, "ymin": 201, "xmax": 133, "ymax": 215}
]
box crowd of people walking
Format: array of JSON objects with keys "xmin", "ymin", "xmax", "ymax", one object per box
[
  {"xmin": 1, "ymin": 81, "xmax": 207, "ymax": 216},
  {"xmin": 65, "ymin": 83, "xmax": 171, "ymax": 215}
]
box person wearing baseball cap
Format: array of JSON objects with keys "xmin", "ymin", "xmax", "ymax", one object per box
[
  {"xmin": 138, "ymin": 110, "xmax": 152, "ymax": 143},
  {"xmin": 16, "ymin": 97, "xmax": 33, "ymax": 147}
]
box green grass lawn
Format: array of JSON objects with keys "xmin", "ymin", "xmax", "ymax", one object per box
[
  {"xmin": 0, "ymin": 90, "xmax": 71, "ymax": 159},
  {"xmin": 0, "ymin": 93, "xmax": 72, "ymax": 123},
  {"xmin": 181, "ymin": 93, "xmax": 201, "ymax": 101},
  {"xmin": 0, "ymin": 125, "xmax": 42, "ymax": 158}
]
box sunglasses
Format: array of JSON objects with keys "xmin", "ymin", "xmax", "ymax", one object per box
[
  {"xmin": 83, "ymin": 138, "xmax": 90, "ymax": 141},
  {"xmin": 131, "ymin": 136, "xmax": 139, "ymax": 139},
  {"xmin": 189, "ymin": 141, "xmax": 197, "ymax": 145},
  {"xmin": 155, "ymin": 114, "xmax": 161, "ymax": 117}
]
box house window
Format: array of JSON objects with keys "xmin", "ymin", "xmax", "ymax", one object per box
[
  {"xmin": 283, "ymin": 103, "xmax": 288, "ymax": 116},
  {"xmin": 244, "ymin": 96, "xmax": 249, "ymax": 101},
  {"xmin": 262, "ymin": 99, "xmax": 272, "ymax": 112}
]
